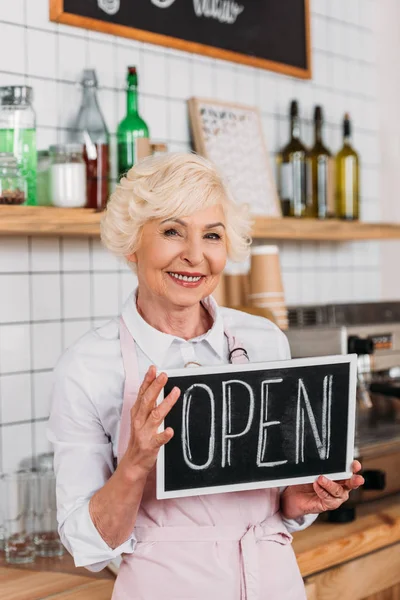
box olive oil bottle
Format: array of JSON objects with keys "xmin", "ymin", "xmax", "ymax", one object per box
[
  {"xmin": 307, "ymin": 106, "xmax": 335, "ymax": 218},
  {"xmin": 335, "ymin": 113, "xmax": 359, "ymax": 220},
  {"xmin": 277, "ymin": 100, "xmax": 308, "ymax": 217}
]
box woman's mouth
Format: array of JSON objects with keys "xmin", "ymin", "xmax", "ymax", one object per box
[{"xmin": 167, "ymin": 272, "xmax": 205, "ymax": 287}]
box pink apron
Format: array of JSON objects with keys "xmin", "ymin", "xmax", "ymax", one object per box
[{"xmin": 111, "ymin": 317, "xmax": 306, "ymax": 600}]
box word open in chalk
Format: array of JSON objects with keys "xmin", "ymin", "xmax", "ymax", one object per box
[{"xmin": 156, "ymin": 355, "xmax": 357, "ymax": 499}]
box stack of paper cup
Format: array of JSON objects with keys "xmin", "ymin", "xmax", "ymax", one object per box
[
  {"xmin": 224, "ymin": 259, "xmax": 250, "ymax": 308},
  {"xmin": 248, "ymin": 245, "xmax": 288, "ymax": 330}
]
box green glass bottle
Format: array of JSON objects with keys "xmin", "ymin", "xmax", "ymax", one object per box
[
  {"xmin": 307, "ymin": 106, "xmax": 335, "ymax": 219},
  {"xmin": 277, "ymin": 100, "xmax": 308, "ymax": 217},
  {"xmin": 117, "ymin": 67, "xmax": 149, "ymax": 179},
  {"xmin": 335, "ymin": 113, "xmax": 360, "ymax": 220}
]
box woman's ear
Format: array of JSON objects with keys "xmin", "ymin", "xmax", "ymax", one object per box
[{"xmin": 126, "ymin": 252, "xmax": 138, "ymax": 264}]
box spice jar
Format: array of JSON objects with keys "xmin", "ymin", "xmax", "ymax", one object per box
[
  {"xmin": 49, "ymin": 144, "xmax": 86, "ymax": 208},
  {"xmin": 0, "ymin": 152, "xmax": 27, "ymax": 204}
]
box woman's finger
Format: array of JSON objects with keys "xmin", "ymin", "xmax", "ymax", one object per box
[
  {"xmin": 149, "ymin": 387, "xmax": 181, "ymax": 425},
  {"xmin": 313, "ymin": 481, "xmax": 342, "ymax": 508},
  {"xmin": 131, "ymin": 366, "xmax": 157, "ymax": 416},
  {"xmin": 351, "ymin": 460, "xmax": 362, "ymax": 474},
  {"xmin": 317, "ymin": 476, "xmax": 348, "ymax": 500},
  {"xmin": 340, "ymin": 473, "xmax": 365, "ymax": 491},
  {"xmin": 153, "ymin": 427, "xmax": 175, "ymax": 448},
  {"xmin": 136, "ymin": 372, "xmax": 168, "ymax": 421}
]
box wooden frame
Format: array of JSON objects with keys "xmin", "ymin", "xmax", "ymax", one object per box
[
  {"xmin": 156, "ymin": 354, "xmax": 357, "ymax": 500},
  {"xmin": 50, "ymin": 0, "xmax": 312, "ymax": 79},
  {"xmin": 188, "ymin": 97, "xmax": 282, "ymax": 217}
]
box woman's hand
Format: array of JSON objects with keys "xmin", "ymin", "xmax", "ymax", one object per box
[
  {"xmin": 280, "ymin": 460, "xmax": 365, "ymax": 520},
  {"xmin": 121, "ymin": 365, "xmax": 181, "ymax": 478}
]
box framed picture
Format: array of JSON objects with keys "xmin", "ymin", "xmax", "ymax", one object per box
[
  {"xmin": 50, "ymin": 0, "xmax": 311, "ymax": 79},
  {"xmin": 188, "ymin": 97, "xmax": 281, "ymax": 217}
]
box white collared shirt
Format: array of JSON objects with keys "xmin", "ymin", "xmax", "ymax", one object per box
[{"xmin": 47, "ymin": 290, "xmax": 317, "ymax": 572}]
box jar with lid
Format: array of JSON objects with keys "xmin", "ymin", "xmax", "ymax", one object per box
[
  {"xmin": 0, "ymin": 152, "xmax": 27, "ymax": 205},
  {"xmin": 0, "ymin": 86, "xmax": 37, "ymax": 205},
  {"xmin": 49, "ymin": 144, "xmax": 87, "ymax": 208}
]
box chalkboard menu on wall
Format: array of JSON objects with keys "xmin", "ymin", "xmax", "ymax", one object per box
[
  {"xmin": 50, "ymin": 0, "xmax": 311, "ymax": 78},
  {"xmin": 157, "ymin": 354, "xmax": 357, "ymax": 499}
]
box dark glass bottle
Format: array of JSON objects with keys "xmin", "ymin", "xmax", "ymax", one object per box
[
  {"xmin": 335, "ymin": 113, "xmax": 360, "ymax": 220},
  {"xmin": 73, "ymin": 69, "xmax": 110, "ymax": 210},
  {"xmin": 307, "ymin": 106, "xmax": 335, "ymax": 219},
  {"xmin": 117, "ymin": 67, "xmax": 149, "ymax": 179},
  {"xmin": 277, "ymin": 100, "xmax": 308, "ymax": 217}
]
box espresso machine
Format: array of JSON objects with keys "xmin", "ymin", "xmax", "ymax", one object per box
[{"xmin": 285, "ymin": 301, "xmax": 400, "ymax": 520}]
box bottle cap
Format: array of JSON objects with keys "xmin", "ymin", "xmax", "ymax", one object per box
[
  {"xmin": 0, "ymin": 86, "xmax": 33, "ymax": 106},
  {"xmin": 290, "ymin": 100, "xmax": 299, "ymax": 117},
  {"xmin": 314, "ymin": 105, "xmax": 323, "ymax": 121},
  {"xmin": 81, "ymin": 69, "xmax": 98, "ymax": 87},
  {"xmin": 344, "ymin": 113, "xmax": 351, "ymax": 137}
]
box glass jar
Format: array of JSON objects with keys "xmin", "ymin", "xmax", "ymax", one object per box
[
  {"xmin": 0, "ymin": 153, "xmax": 27, "ymax": 205},
  {"xmin": 0, "ymin": 86, "xmax": 37, "ymax": 205},
  {"xmin": 36, "ymin": 150, "xmax": 51, "ymax": 206},
  {"xmin": 49, "ymin": 144, "xmax": 87, "ymax": 208}
]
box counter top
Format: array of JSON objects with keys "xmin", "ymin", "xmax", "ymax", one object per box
[
  {"xmin": 0, "ymin": 553, "xmax": 114, "ymax": 600},
  {"xmin": 1, "ymin": 494, "xmax": 399, "ymax": 598},
  {"xmin": 293, "ymin": 493, "xmax": 400, "ymax": 577}
]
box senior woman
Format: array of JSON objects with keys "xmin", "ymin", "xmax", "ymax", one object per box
[{"xmin": 48, "ymin": 153, "xmax": 363, "ymax": 600}]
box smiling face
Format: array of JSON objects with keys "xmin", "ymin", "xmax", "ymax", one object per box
[{"xmin": 129, "ymin": 204, "xmax": 227, "ymax": 308}]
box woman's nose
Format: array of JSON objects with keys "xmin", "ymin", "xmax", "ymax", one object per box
[{"xmin": 181, "ymin": 239, "xmax": 204, "ymax": 265}]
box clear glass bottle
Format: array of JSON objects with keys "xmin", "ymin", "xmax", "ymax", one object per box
[
  {"xmin": 276, "ymin": 100, "xmax": 308, "ymax": 217},
  {"xmin": 307, "ymin": 106, "xmax": 335, "ymax": 219},
  {"xmin": 117, "ymin": 66, "xmax": 149, "ymax": 180},
  {"xmin": 73, "ymin": 69, "xmax": 110, "ymax": 210},
  {"xmin": 0, "ymin": 152, "xmax": 27, "ymax": 205},
  {"xmin": 49, "ymin": 143, "xmax": 87, "ymax": 208},
  {"xmin": 335, "ymin": 113, "xmax": 360, "ymax": 220},
  {"xmin": 0, "ymin": 86, "xmax": 37, "ymax": 205}
]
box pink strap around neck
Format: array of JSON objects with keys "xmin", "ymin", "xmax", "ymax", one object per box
[{"xmin": 117, "ymin": 316, "xmax": 248, "ymax": 459}]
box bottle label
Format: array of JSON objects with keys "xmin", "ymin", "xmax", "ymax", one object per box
[
  {"xmin": 344, "ymin": 156, "xmax": 356, "ymax": 204},
  {"xmin": 326, "ymin": 157, "xmax": 335, "ymax": 217},
  {"xmin": 280, "ymin": 162, "xmax": 293, "ymax": 200}
]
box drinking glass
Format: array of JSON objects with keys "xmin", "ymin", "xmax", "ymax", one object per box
[
  {"xmin": 34, "ymin": 470, "xmax": 64, "ymax": 557},
  {"xmin": 2, "ymin": 471, "xmax": 36, "ymax": 564}
]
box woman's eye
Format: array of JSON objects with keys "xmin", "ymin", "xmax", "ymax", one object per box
[
  {"xmin": 163, "ymin": 228, "xmax": 180, "ymax": 237},
  {"xmin": 205, "ymin": 232, "xmax": 221, "ymax": 240}
]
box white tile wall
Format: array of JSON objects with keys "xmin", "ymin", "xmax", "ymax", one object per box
[{"xmin": 0, "ymin": 0, "xmax": 395, "ymax": 470}]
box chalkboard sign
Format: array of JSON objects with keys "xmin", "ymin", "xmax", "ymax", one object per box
[
  {"xmin": 50, "ymin": 0, "xmax": 311, "ymax": 78},
  {"xmin": 156, "ymin": 355, "xmax": 357, "ymax": 499}
]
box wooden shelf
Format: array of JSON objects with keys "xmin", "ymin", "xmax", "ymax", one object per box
[
  {"xmin": 1, "ymin": 206, "xmax": 400, "ymax": 241},
  {"xmin": 252, "ymin": 216, "xmax": 400, "ymax": 241},
  {"xmin": 0, "ymin": 206, "xmax": 100, "ymax": 236}
]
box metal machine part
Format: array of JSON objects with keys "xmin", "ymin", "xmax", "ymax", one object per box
[{"xmin": 285, "ymin": 301, "xmax": 400, "ymax": 515}]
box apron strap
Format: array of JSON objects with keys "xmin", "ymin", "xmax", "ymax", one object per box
[{"xmin": 224, "ymin": 321, "xmax": 249, "ymax": 365}]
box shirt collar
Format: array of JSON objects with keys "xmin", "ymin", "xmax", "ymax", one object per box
[{"xmin": 121, "ymin": 287, "xmax": 226, "ymax": 366}]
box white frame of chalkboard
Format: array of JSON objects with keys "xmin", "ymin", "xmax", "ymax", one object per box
[
  {"xmin": 156, "ymin": 354, "xmax": 357, "ymax": 500},
  {"xmin": 188, "ymin": 97, "xmax": 282, "ymax": 217},
  {"xmin": 49, "ymin": 0, "xmax": 312, "ymax": 79}
]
